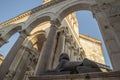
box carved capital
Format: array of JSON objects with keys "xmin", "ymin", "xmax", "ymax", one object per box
[
  {"xmin": 50, "ymin": 19, "xmax": 61, "ymax": 27},
  {"xmin": 19, "ymin": 30, "xmax": 30, "ymax": 38},
  {"xmin": 58, "ymin": 26, "xmax": 70, "ymax": 37},
  {"xmin": 57, "ymin": 27, "xmax": 66, "ymax": 33}
]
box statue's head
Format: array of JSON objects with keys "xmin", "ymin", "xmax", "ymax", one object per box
[{"xmin": 59, "ymin": 53, "xmax": 70, "ymax": 62}]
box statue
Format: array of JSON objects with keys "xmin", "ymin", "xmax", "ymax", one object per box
[
  {"xmin": 55, "ymin": 53, "xmax": 102, "ymax": 74},
  {"xmin": 43, "ymin": 53, "xmax": 102, "ymax": 75}
]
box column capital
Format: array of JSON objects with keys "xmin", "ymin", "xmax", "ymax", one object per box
[
  {"xmin": 50, "ymin": 19, "xmax": 61, "ymax": 27},
  {"xmin": 19, "ymin": 30, "xmax": 30, "ymax": 38},
  {"xmin": 0, "ymin": 37, "xmax": 8, "ymax": 47},
  {"xmin": 57, "ymin": 27, "xmax": 65, "ymax": 32}
]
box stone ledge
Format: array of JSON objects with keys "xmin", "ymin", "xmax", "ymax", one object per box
[{"xmin": 29, "ymin": 71, "xmax": 120, "ymax": 80}]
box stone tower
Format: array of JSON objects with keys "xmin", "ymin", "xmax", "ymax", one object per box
[{"xmin": 0, "ymin": 0, "xmax": 120, "ymax": 80}]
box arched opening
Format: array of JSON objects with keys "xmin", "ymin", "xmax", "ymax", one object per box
[
  {"xmin": 76, "ymin": 10, "xmax": 112, "ymax": 68},
  {"xmin": 58, "ymin": 1, "xmax": 112, "ymax": 70},
  {"xmin": 4, "ymin": 26, "xmax": 21, "ymax": 40},
  {"xmin": 26, "ymin": 14, "xmax": 53, "ymax": 34},
  {"xmin": 0, "ymin": 32, "xmax": 20, "ymax": 58},
  {"xmin": 0, "ymin": 26, "xmax": 21, "ymax": 58},
  {"xmin": 28, "ymin": 20, "xmax": 51, "ymax": 55},
  {"xmin": 29, "ymin": 30, "xmax": 46, "ymax": 54}
]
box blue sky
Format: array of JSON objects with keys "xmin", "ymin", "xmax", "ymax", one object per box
[{"xmin": 0, "ymin": 0, "xmax": 112, "ymax": 67}]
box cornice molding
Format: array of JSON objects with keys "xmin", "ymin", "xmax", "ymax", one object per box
[
  {"xmin": 0, "ymin": 0, "xmax": 65, "ymax": 27},
  {"xmin": 79, "ymin": 34, "xmax": 101, "ymax": 44}
]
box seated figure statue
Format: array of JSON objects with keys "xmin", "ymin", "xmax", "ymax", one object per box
[{"xmin": 44, "ymin": 53, "xmax": 102, "ymax": 75}]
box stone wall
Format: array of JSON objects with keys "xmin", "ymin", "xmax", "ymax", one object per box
[{"xmin": 79, "ymin": 34, "xmax": 105, "ymax": 64}]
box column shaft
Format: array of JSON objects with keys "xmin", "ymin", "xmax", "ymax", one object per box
[
  {"xmin": 0, "ymin": 33, "xmax": 26, "ymax": 80},
  {"xmin": 35, "ymin": 24, "xmax": 58, "ymax": 75},
  {"xmin": 52, "ymin": 31, "xmax": 65, "ymax": 68},
  {"xmin": 13, "ymin": 51, "xmax": 30, "ymax": 80}
]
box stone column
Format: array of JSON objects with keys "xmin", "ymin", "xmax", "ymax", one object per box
[
  {"xmin": 8, "ymin": 39, "xmax": 32, "ymax": 72},
  {"xmin": 52, "ymin": 29, "xmax": 66, "ymax": 68},
  {"xmin": 35, "ymin": 19, "xmax": 61, "ymax": 75},
  {"xmin": 69, "ymin": 46, "xmax": 74, "ymax": 61},
  {"xmin": 0, "ymin": 30, "xmax": 27, "ymax": 80},
  {"xmin": 61, "ymin": 31, "xmax": 66, "ymax": 53},
  {"xmin": 12, "ymin": 49, "xmax": 31, "ymax": 80},
  {"xmin": 65, "ymin": 34, "xmax": 73, "ymax": 59},
  {"xmin": 64, "ymin": 42, "xmax": 68, "ymax": 53},
  {"xmin": 94, "ymin": 10, "xmax": 120, "ymax": 70}
]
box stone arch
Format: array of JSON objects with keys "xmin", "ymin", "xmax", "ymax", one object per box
[
  {"xmin": 29, "ymin": 30, "xmax": 46, "ymax": 52},
  {"xmin": 1, "ymin": 22, "xmax": 24, "ymax": 41},
  {"xmin": 4, "ymin": 26, "xmax": 22, "ymax": 41},
  {"xmin": 26, "ymin": 12, "xmax": 57, "ymax": 34},
  {"xmin": 56, "ymin": 0, "xmax": 120, "ymax": 70},
  {"xmin": 0, "ymin": 23, "xmax": 22, "ymax": 47},
  {"xmin": 57, "ymin": 0, "xmax": 96, "ymax": 21}
]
